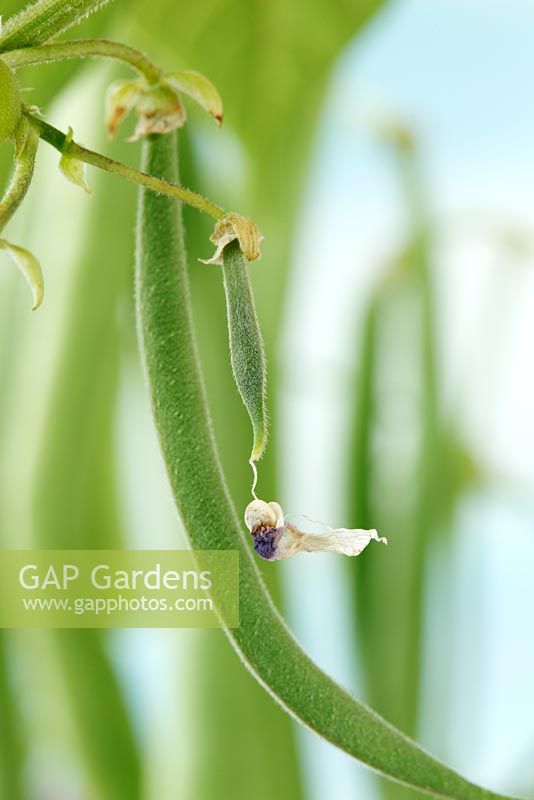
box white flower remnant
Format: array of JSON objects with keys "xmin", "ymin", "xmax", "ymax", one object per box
[{"xmin": 244, "ymin": 499, "xmax": 387, "ymax": 562}]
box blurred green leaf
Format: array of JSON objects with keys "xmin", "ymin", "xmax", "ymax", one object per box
[
  {"xmin": 347, "ymin": 136, "xmax": 482, "ymax": 800},
  {"xmin": 0, "ymin": 632, "xmax": 24, "ymax": 800},
  {"xmin": 31, "ymin": 150, "xmax": 140, "ymax": 800},
  {"xmin": 186, "ymin": 630, "xmax": 305, "ymax": 800},
  {"xmin": 347, "ymin": 143, "xmax": 439, "ymax": 734},
  {"xmin": 21, "ymin": 66, "xmax": 140, "ymax": 799}
]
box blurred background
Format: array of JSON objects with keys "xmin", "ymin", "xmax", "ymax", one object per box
[{"xmin": 1, "ymin": 0, "xmax": 534, "ymax": 798}]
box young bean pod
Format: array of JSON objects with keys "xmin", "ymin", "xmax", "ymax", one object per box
[{"xmin": 222, "ymin": 239, "xmax": 267, "ymax": 462}]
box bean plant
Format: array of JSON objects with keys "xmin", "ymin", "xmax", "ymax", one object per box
[{"xmin": 0, "ymin": 1, "xmax": 520, "ymax": 798}]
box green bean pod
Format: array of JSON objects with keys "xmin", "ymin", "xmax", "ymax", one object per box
[
  {"xmin": 222, "ymin": 239, "xmax": 267, "ymax": 462},
  {"xmin": 135, "ymin": 131, "xmax": 513, "ymax": 800}
]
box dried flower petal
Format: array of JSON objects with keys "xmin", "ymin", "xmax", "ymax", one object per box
[
  {"xmin": 0, "ymin": 239, "xmax": 43, "ymax": 310},
  {"xmin": 106, "ymin": 70, "xmax": 222, "ymax": 141},
  {"xmin": 59, "ymin": 127, "xmax": 91, "ymax": 193},
  {"xmin": 278, "ymin": 523, "xmax": 386, "ymax": 560},
  {"xmin": 129, "ymin": 84, "xmax": 186, "ymax": 142},
  {"xmin": 244, "ymin": 498, "xmax": 386, "ymax": 562},
  {"xmin": 200, "ymin": 213, "xmax": 263, "ymax": 265},
  {"xmin": 106, "ymin": 78, "xmax": 186, "ymax": 141},
  {"xmin": 105, "ymin": 78, "xmax": 144, "ymax": 139},
  {"xmin": 244, "ymin": 499, "xmax": 281, "ymax": 531}
]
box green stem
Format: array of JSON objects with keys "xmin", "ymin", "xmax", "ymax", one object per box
[
  {"xmin": 24, "ymin": 110, "xmax": 225, "ymax": 220},
  {"xmin": 0, "ymin": 0, "xmax": 112, "ymax": 53},
  {"xmin": 135, "ymin": 131, "xmax": 515, "ymax": 800},
  {"xmin": 0, "ymin": 120, "xmax": 39, "ymax": 234},
  {"xmin": 3, "ymin": 38, "xmax": 161, "ymax": 83}
]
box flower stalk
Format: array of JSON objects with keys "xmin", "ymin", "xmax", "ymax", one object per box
[
  {"xmin": 25, "ymin": 110, "xmax": 226, "ymax": 220},
  {"xmin": 3, "ymin": 39, "xmax": 162, "ymax": 82}
]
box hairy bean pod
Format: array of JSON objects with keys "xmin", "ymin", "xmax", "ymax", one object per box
[
  {"xmin": 135, "ymin": 131, "xmax": 513, "ymax": 800},
  {"xmin": 222, "ymin": 239, "xmax": 267, "ymax": 462}
]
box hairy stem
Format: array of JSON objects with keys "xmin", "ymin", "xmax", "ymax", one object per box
[
  {"xmin": 3, "ymin": 38, "xmax": 161, "ymax": 83},
  {"xmin": 25, "ymin": 110, "xmax": 225, "ymax": 220},
  {"xmin": 0, "ymin": 121, "xmax": 39, "ymax": 234},
  {"xmin": 135, "ymin": 131, "xmax": 515, "ymax": 800},
  {"xmin": 0, "ymin": 0, "xmax": 112, "ymax": 52}
]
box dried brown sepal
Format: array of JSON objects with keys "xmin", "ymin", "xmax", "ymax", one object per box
[{"xmin": 200, "ymin": 212, "xmax": 263, "ymax": 265}]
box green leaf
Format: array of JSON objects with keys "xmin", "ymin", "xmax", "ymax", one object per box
[
  {"xmin": 28, "ymin": 70, "xmax": 141, "ymax": 799},
  {"xmin": 130, "ymin": 0, "xmax": 385, "ymax": 160},
  {"xmin": 346, "ymin": 140, "xmax": 481, "ymax": 800},
  {"xmin": 347, "ymin": 145, "xmax": 441, "ymax": 748},
  {"xmin": 59, "ymin": 127, "xmax": 91, "ymax": 193},
  {"xmin": 136, "ymin": 131, "xmax": 515, "ymax": 800},
  {"xmin": 0, "ymin": 633, "xmax": 24, "ymax": 800},
  {"xmin": 0, "ymin": 239, "xmax": 43, "ymax": 309}
]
